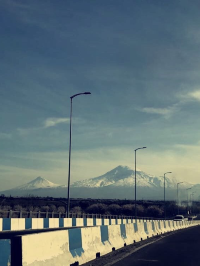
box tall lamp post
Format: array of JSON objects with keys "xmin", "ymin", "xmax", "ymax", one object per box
[
  {"xmin": 186, "ymin": 187, "xmax": 192, "ymax": 215},
  {"xmin": 67, "ymin": 92, "xmax": 91, "ymax": 218},
  {"xmin": 164, "ymin": 172, "xmax": 172, "ymax": 218},
  {"xmin": 177, "ymin": 182, "xmax": 183, "ymax": 214},
  {"xmin": 134, "ymin": 146, "xmax": 147, "ymax": 219}
]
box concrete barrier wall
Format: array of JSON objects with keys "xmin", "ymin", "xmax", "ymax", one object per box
[
  {"xmin": 1, "ymin": 218, "xmax": 26, "ymax": 231},
  {"xmin": 109, "ymin": 218, "xmax": 116, "ymax": 225},
  {"xmin": 124, "ymin": 223, "xmax": 137, "ymax": 244},
  {"xmin": 0, "ymin": 217, "xmax": 199, "ymax": 232},
  {"xmin": 116, "ymin": 219, "xmax": 122, "ymax": 224},
  {"xmin": 93, "ymin": 218, "xmax": 102, "ymax": 226},
  {"xmin": 108, "ymin": 224, "xmax": 126, "ymax": 249},
  {"xmin": 137, "ymin": 221, "xmax": 148, "ymax": 240},
  {"xmin": 2, "ymin": 219, "xmax": 200, "ymax": 266},
  {"xmin": 102, "ymin": 218, "xmax": 109, "ymax": 225}
]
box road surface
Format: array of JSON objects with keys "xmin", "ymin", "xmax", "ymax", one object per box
[{"xmin": 112, "ymin": 225, "xmax": 200, "ymax": 266}]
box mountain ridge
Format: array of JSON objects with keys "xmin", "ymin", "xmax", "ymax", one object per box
[{"xmin": 0, "ymin": 165, "xmax": 195, "ymax": 199}]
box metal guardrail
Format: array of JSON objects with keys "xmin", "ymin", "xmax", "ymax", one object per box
[{"xmin": 0, "ymin": 210, "xmax": 164, "ymax": 220}]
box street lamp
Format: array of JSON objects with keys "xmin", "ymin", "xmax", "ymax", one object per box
[
  {"xmin": 186, "ymin": 187, "xmax": 192, "ymax": 215},
  {"xmin": 134, "ymin": 146, "xmax": 147, "ymax": 219},
  {"xmin": 177, "ymin": 182, "xmax": 183, "ymax": 214},
  {"xmin": 67, "ymin": 92, "xmax": 91, "ymax": 218},
  {"xmin": 163, "ymin": 172, "xmax": 172, "ymax": 218}
]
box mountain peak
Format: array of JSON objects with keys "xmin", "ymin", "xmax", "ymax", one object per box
[
  {"xmin": 71, "ymin": 165, "xmax": 181, "ymax": 189},
  {"xmin": 13, "ymin": 176, "xmax": 60, "ymax": 190},
  {"xmin": 34, "ymin": 176, "xmax": 46, "ymax": 181},
  {"xmin": 115, "ymin": 165, "xmax": 132, "ymax": 170}
]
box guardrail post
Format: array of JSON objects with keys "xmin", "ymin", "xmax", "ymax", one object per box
[
  {"xmin": 29, "ymin": 211, "xmax": 32, "ymax": 218},
  {"xmin": 19, "ymin": 210, "xmax": 22, "ymax": 218},
  {"xmin": 9, "ymin": 210, "xmax": 12, "ymax": 218},
  {"xmin": 52, "ymin": 211, "xmax": 54, "ymax": 218}
]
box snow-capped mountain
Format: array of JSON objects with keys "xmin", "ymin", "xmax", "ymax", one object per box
[
  {"xmin": 12, "ymin": 176, "xmax": 60, "ymax": 190},
  {"xmin": 0, "ymin": 166, "xmax": 194, "ymax": 199},
  {"xmin": 71, "ymin": 165, "xmax": 190, "ymax": 189}
]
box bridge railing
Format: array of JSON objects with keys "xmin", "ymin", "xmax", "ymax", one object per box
[{"xmin": 0, "ymin": 210, "xmax": 164, "ymax": 220}]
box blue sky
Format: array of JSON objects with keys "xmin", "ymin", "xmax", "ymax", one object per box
[{"xmin": 1, "ymin": 0, "xmax": 200, "ymax": 190}]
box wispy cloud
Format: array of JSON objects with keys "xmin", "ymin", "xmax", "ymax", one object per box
[
  {"xmin": 17, "ymin": 117, "xmax": 69, "ymax": 136},
  {"xmin": 187, "ymin": 90, "xmax": 200, "ymax": 101},
  {"xmin": 43, "ymin": 118, "xmax": 70, "ymax": 128},
  {"xmin": 138, "ymin": 106, "xmax": 178, "ymax": 119},
  {"xmin": 179, "ymin": 90, "xmax": 200, "ymax": 103},
  {"xmin": 17, "ymin": 117, "xmax": 81, "ymax": 136}
]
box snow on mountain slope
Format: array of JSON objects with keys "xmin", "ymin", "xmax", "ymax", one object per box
[
  {"xmin": 6, "ymin": 166, "xmax": 193, "ymax": 194},
  {"xmin": 13, "ymin": 176, "xmax": 60, "ymax": 190},
  {"xmin": 71, "ymin": 165, "xmax": 188, "ymax": 189}
]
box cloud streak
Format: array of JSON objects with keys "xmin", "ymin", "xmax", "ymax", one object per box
[
  {"xmin": 178, "ymin": 89, "xmax": 200, "ymax": 103},
  {"xmin": 17, "ymin": 117, "xmax": 70, "ymax": 136},
  {"xmin": 43, "ymin": 118, "xmax": 70, "ymax": 128},
  {"xmin": 138, "ymin": 106, "xmax": 178, "ymax": 119},
  {"xmin": 187, "ymin": 90, "xmax": 200, "ymax": 101}
]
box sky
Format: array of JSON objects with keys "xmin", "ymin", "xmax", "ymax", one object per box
[{"xmin": 1, "ymin": 0, "xmax": 200, "ymax": 190}]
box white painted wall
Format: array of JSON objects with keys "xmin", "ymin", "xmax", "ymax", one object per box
[
  {"xmin": 49, "ymin": 218, "xmax": 59, "ymax": 228},
  {"xmin": 0, "ymin": 218, "xmax": 2, "ymax": 231},
  {"xmin": 21, "ymin": 230, "xmax": 74, "ymax": 266},
  {"xmin": 11, "ymin": 218, "xmax": 25, "ymax": 230},
  {"xmin": 63, "ymin": 218, "xmax": 72, "ymax": 227},
  {"xmin": 107, "ymin": 224, "xmax": 125, "ymax": 249}
]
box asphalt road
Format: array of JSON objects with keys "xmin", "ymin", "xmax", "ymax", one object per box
[{"xmin": 112, "ymin": 225, "xmax": 200, "ymax": 266}]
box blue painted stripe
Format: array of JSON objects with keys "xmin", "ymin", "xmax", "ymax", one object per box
[
  {"xmin": 115, "ymin": 219, "xmax": 118, "ymax": 224},
  {"xmin": 164, "ymin": 221, "xmax": 166, "ymax": 228},
  {"xmin": 144, "ymin": 222, "xmax": 148, "ymax": 234},
  {"xmin": 0, "ymin": 240, "xmax": 11, "ymax": 266},
  {"xmin": 120, "ymin": 224, "xmax": 126, "ymax": 239},
  {"xmin": 134, "ymin": 222, "xmax": 138, "ymax": 232},
  {"xmin": 25, "ymin": 218, "xmax": 32, "ymax": 229},
  {"xmin": 68, "ymin": 228, "xmax": 83, "ymax": 257},
  {"xmin": 101, "ymin": 218, "xmax": 104, "ymax": 225},
  {"xmin": 158, "ymin": 221, "xmax": 161, "ymax": 229},
  {"xmin": 3, "ymin": 219, "xmax": 11, "ymax": 231},
  {"xmin": 72, "ymin": 218, "xmax": 76, "ymax": 227},
  {"xmin": 100, "ymin": 225, "xmax": 109, "ymax": 242},
  {"xmin": 83, "ymin": 218, "xmax": 87, "ymax": 226},
  {"xmin": 59, "ymin": 218, "xmax": 64, "ymax": 228},
  {"xmin": 93, "ymin": 218, "xmax": 96, "ymax": 226},
  {"xmin": 152, "ymin": 221, "xmax": 155, "ymax": 231},
  {"xmin": 44, "ymin": 218, "xmax": 49, "ymax": 228}
]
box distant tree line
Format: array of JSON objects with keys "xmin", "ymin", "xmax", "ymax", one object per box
[{"xmin": 0, "ymin": 195, "xmax": 200, "ymax": 218}]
